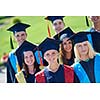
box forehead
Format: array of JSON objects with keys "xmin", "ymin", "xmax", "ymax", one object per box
[
  {"xmin": 90, "ymin": 16, "xmax": 100, "ymax": 18},
  {"xmin": 62, "ymin": 37, "xmax": 70, "ymax": 42},
  {"xmin": 53, "ymin": 19, "xmax": 63, "ymax": 24},
  {"xmin": 24, "ymin": 51, "xmax": 33, "ymax": 55},
  {"xmin": 44, "ymin": 49, "xmax": 58, "ymax": 54},
  {"xmin": 14, "ymin": 31, "xmax": 26, "ymax": 36},
  {"xmin": 77, "ymin": 41, "xmax": 87, "ymax": 45}
]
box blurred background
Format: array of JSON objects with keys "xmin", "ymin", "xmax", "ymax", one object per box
[{"xmin": 0, "ymin": 16, "xmax": 92, "ymax": 82}]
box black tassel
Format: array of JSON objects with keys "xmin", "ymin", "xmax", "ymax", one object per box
[
  {"xmin": 85, "ymin": 16, "xmax": 89, "ymax": 27},
  {"xmin": 10, "ymin": 36, "xmax": 14, "ymax": 49}
]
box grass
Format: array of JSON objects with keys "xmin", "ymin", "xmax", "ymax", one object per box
[{"xmin": 0, "ymin": 16, "xmax": 92, "ymax": 59}]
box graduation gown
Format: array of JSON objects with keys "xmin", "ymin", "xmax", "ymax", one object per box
[
  {"xmin": 62, "ymin": 56, "xmax": 75, "ymax": 66},
  {"xmin": 35, "ymin": 64, "xmax": 74, "ymax": 83},
  {"xmin": 7, "ymin": 40, "xmax": 36, "ymax": 83},
  {"xmin": 16, "ymin": 68, "xmax": 41, "ymax": 83},
  {"xmin": 86, "ymin": 28, "xmax": 100, "ymax": 53},
  {"xmin": 74, "ymin": 53, "xmax": 100, "ymax": 83}
]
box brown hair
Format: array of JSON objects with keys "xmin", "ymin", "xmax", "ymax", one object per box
[{"xmin": 59, "ymin": 40, "xmax": 74, "ymax": 65}]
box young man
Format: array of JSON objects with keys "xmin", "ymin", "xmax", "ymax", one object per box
[
  {"xmin": 45, "ymin": 16, "xmax": 65, "ymax": 34},
  {"xmin": 7, "ymin": 22, "xmax": 37, "ymax": 83},
  {"xmin": 86, "ymin": 16, "xmax": 100, "ymax": 53}
]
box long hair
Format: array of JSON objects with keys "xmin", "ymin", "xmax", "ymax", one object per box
[
  {"xmin": 59, "ymin": 40, "xmax": 74, "ymax": 65},
  {"xmin": 22, "ymin": 51, "xmax": 40, "ymax": 76},
  {"xmin": 74, "ymin": 41, "xmax": 96, "ymax": 62}
]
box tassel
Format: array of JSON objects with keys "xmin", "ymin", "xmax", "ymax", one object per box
[
  {"xmin": 85, "ymin": 16, "xmax": 89, "ymax": 27},
  {"xmin": 47, "ymin": 24, "xmax": 51, "ymax": 37},
  {"xmin": 10, "ymin": 36, "xmax": 14, "ymax": 49},
  {"xmin": 17, "ymin": 63, "xmax": 21, "ymax": 72}
]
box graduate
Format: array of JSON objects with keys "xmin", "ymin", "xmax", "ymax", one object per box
[
  {"xmin": 54, "ymin": 27, "xmax": 75, "ymax": 66},
  {"xmin": 85, "ymin": 16, "xmax": 100, "ymax": 53},
  {"xmin": 70, "ymin": 32, "xmax": 100, "ymax": 83},
  {"xmin": 45, "ymin": 16, "xmax": 65, "ymax": 34},
  {"xmin": 6, "ymin": 22, "xmax": 37, "ymax": 83},
  {"xmin": 15, "ymin": 46, "xmax": 40, "ymax": 83},
  {"xmin": 35, "ymin": 38, "xmax": 74, "ymax": 83}
]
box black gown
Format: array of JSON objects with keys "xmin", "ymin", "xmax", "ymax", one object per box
[
  {"xmin": 7, "ymin": 40, "xmax": 37, "ymax": 83},
  {"xmin": 79, "ymin": 58, "xmax": 95, "ymax": 83},
  {"xmin": 44, "ymin": 65, "xmax": 65, "ymax": 83}
]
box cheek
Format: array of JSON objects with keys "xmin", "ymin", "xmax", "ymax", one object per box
[
  {"xmin": 60, "ymin": 23, "xmax": 64, "ymax": 28},
  {"xmin": 24, "ymin": 59, "xmax": 28, "ymax": 64}
]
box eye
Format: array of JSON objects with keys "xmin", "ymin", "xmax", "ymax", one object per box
[
  {"xmin": 16, "ymin": 34, "xmax": 20, "ymax": 37},
  {"xmin": 68, "ymin": 41, "xmax": 72, "ymax": 44},
  {"xmin": 21, "ymin": 33, "xmax": 25, "ymax": 36},
  {"xmin": 63, "ymin": 42, "xmax": 67, "ymax": 45},
  {"xmin": 25, "ymin": 56, "xmax": 28, "ymax": 59},
  {"xmin": 52, "ymin": 52, "xmax": 56, "ymax": 55},
  {"xmin": 46, "ymin": 53, "xmax": 50, "ymax": 57},
  {"xmin": 84, "ymin": 43, "xmax": 87, "ymax": 46},
  {"xmin": 30, "ymin": 55, "xmax": 33, "ymax": 58},
  {"xmin": 53, "ymin": 23, "xmax": 57, "ymax": 26},
  {"xmin": 58, "ymin": 21, "xmax": 62, "ymax": 25},
  {"xmin": 77, "ymin": 45, "xmax": 82, "ymax": 48}
]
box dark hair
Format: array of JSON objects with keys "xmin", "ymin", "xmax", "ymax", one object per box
[
  {"xmin": 59, "ymin": 39, "xmax": 74, "ymax": 65},
  {"xmin": 22, "ymin": 50, "xmax": 40, "ymax": 76}
]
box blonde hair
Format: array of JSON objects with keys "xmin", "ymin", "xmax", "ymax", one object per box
[{"xmin": 74, "ymin": 41, "xmax": 96, "ymax": 62}]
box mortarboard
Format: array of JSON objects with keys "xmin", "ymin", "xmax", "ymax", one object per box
[
  {"xmin": 38, "ymin": 37, "xmax": 60, "ymax": 55},
  {"xmin": 7, "ymin": 22, "xmax": 30, "ymax": 34},
  {"xmin": 15, "ymin": 40, "xmax": 37, "ymax": 68},
  {"xmin": 53, "ymin": 27, "xmax": 74, "ymax": 41},
  {"xmin": 7, "ymin": 22, "xmax": 30, "ymax": 49},
  {"xmin": 45, "ymin": 16, "xmax": 65, "ymax": 23},
  {"xmin": 69, "ymin": 32, "xmax": 89, "ymax": 45}
]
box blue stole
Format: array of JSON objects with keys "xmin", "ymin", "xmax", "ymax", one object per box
[
  {"xmin": 44, "ymin": 68, "xmax": 52, "ymax": 83},
  {"xmin": 74, "ymin": 53, "xmax": 100, "ymax": 83},
  {"xmin": 87, "ymin": 34, "xmax": 93, "ymax": 47},
  {"xmin": 86, "ymin": 27, "xmax": 96, "ymax": 47},
  {"xmin": 34, "ymin": 50, "xmax": 43, "ymax": 64},
  {"xmin": 9, "ymin": 49, "xmax": 18, "ymax": 73}
]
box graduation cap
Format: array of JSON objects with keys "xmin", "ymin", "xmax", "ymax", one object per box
[
  {"xmin": 53, "ymin": 27, "xmax": 74, "ymax": 41},
  {"xmin": 38, "ymin": 37, "xmax": 60, "ymax": 55},
  {"xmin": 7, "ymin": 22, "xmax": 30, "ymax": 49},
  {"xmin": 45, "ymin": 16, "xmax": 65, "ymax": 23},
  {"xmin": 15, "ymin": 40, "xmax": 37, "ymax": 68},
  {"xmin": 69, "ymin": 32, "xmax": 89, "ymax": 45},
  {"xmin": 7, "ymin": 22, "xmax": 30, "ymax": 34}
]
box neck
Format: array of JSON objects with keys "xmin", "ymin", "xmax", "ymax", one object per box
[
  {"xmin": 80, "ymin": 55, "xmax": 89, "ymax": 61},
  {"xmin": 28, "ymin": 65, "xmax": 35, "ymax": 74},
  {"xmin": 65, "ymin": 52, "xmax": 72, "ymax": 59},
  {"xmin": 93, "ymin": 23, "xmax": 100, "ymax": 32},
  {"xmin": 48, "ymin": 62, "xmax": 60, "ymax": 72}
]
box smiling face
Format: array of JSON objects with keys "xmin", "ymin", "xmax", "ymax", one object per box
[
  {"xmin": 53, "ymin": 19, "xmax": 65, "ymax": 34},
  {"xmin": 90, "ymin": 16, "xmax": 100, "ymax": 24},
  {"xmin": 44, "ymin": 50, "xmax": 59, "ymax": 64},
  {"xmin": 76, "ymin": 41, "xmax": 89, "ymax": 56},
  {"xmin": 14, "ymin": 31, "xmax": 27, "ymax": 45},
  {"xmin": 24, "ymin": 51, "xmax": 35, "ymax": 67},
  {"xmin": 62, "ymin": 38, "xmax": 73, "ymax": 53}
]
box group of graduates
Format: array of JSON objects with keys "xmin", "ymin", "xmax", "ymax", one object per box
[{"xmin": 6, "ymin": 16, "xmax": 100, "ymax": 83}]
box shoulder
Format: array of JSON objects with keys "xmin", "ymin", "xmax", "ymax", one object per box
[
  {"xmin": 63, "ymin": 64, "xmax": 74, "ymax": 83},
  {"xmin": 35, "ymin": 69, "xmax": 45, "ymax": 77},
  {"xmin": 35, "ymin": 69, "xmax": 45, "ymax": 83},
  {"xmin": 63, "ymin": 64, "xmax": 74, "ymax": 71}
]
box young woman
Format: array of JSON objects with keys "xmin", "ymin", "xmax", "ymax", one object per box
[
  {"xmin": 15, "ymin": 50, "xmax": 40, "ymax": 83},
  {"xmin": 71, "ymin": 32, "xmax": 100, "ymax": 83},
  {"xmin": 35, "ymin": 38, "xmax": 74, "ymax": 83},
  {"xmin": 57, "ymin": 28, "xmax": 75, "ymax": 66}
]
